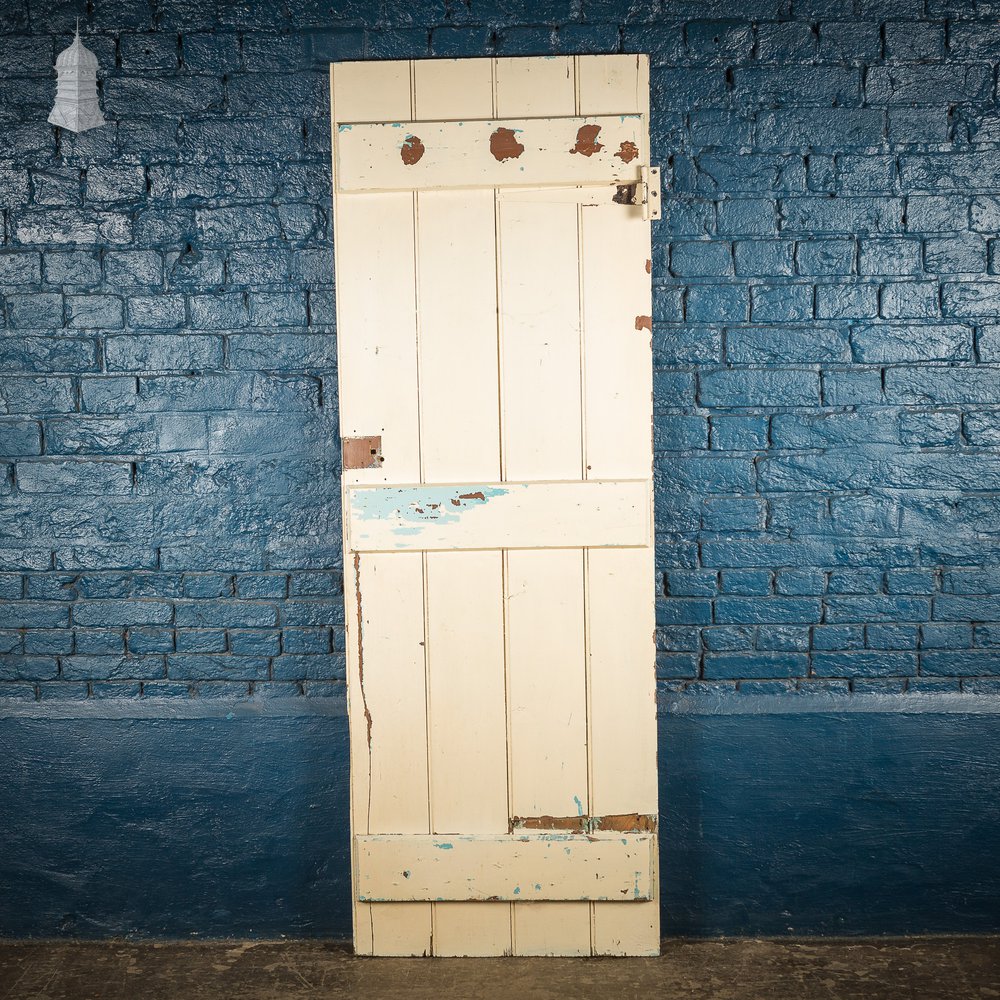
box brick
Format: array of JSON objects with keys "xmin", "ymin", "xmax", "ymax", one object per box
[
  {"xmin": 42, "ymin": 251, "xmax": 101, "ymax": 287},
  {"xmin": 920, "ymin": 651, "xmax": 1000, "ymax": 676},
  {"xmin": 5, "ymin": 292, "xmax": 63, "ymax": 329},
  {"xmin": 720, "ymin": 570, "xmax": 772, "ymax": 596},
  {"xmin": 709, "ymin": 415, "xmax": 769, "ymax": 450},
  {"xmin": 815, "ymin": 283, "xmax": 878, "ymax": 320},
  {"xmin": 924, "ymin": 236, "xmax": 987, "ymax": 274},
  {"xmin": 670, "ymin": 242, "xmax": 733, "ymax": 277},
  {"xmin": 735, "ymin": 65, "xmax": 859, "ymax": 106},
  {"xmin": 884, "ymin": 21, "xmax": 944, "ymax": 61},
  {"xmin": 686, "ymin": 285, "xmax": 748, "ymax": 322},
  {"xmin": 942, "ymin": 281, "xmax": 1000, "ymax": 318},
  {"xmin": 66, "ymin": 295, "xmax": 125, "ymax": 329},
  {"xmin": 16, "ymin": 460, "xmax": 133, "ymax": 495},
  {"xmin": 880, "ymin": 281, "xmax": 940, "ymax": 319},
  {"xmin": 126, "ymin": 295, "xmax": 186, "ymax": 330},
  {"xmin": 106, "ymin": 335, "xmax": 221, "ymax": 371},
  {"xmin": 12, "ymin": 209, "xmax": 132, "ymax": 246},
  {"xmin": 174, "ymin": 601, "xmax": 278, "ymax": 628},
  {"xmin": 813, "ymin": 651, "xmax": 917, "ymax": 676},
  {"xmin": 699, "ymin": 368, "xmax": 819, "ymax": 407},
  {"xmin": 899, "ymin": 409, "xmax": 959, "ymax": 447},
  {"xmin": 866, "ymin": 65, "xmax": 991, "ymax": 105},
  {"xmin": 907, "ymin": 196, "xmax": 968, "ymax": 233},
  {"xmin": 726, "ymin": 326, "xmax": 849, "ymax": 363},
  {"xmin": 189, "ymin": 293, "xmax": 248, "ymax": 329},
  {"xmin": 734, "ymin": 241, "xmax": 795, "ymax": 277},
  {"xmin": 757, "ymin": 109, "xmax": 884, "ymax": 150},
  {"xmin": 86, "ymin": 165, "xmax": 146, "ymax": 204},
  {"xmin": 716, "ymin": 199, "xmax": 776, "ymax": 236},
  {"xmin": 0, "ymin": 420, "xmax": 42, "ymax": 456},
  {"xmin": 796, "ymin": 239, "xmax": 854, "ymax": 276},
  {"xmin": 0, "ymin": 377, "xmax": 75, "ymax": 413},
  {"xmin": 750, "ymin": 283, "xmax": 813, "ymax": 322},
  {"xmin": 781, "ymin": 197, "xmax": 902, "ymax": 235},
  {"xmin": 247, "ymin": 291, "xmax": 308, "ymax": 327},
  {"xmin": 850, "ymin": 323, "xmax": 972, "ymax": 363},
  {"xmin": 75, "ymin": 629, "xmax": 127, "ymax": 655},
  {"xmin": 818, "ymin": 20, "xmax": 881, "ymax": 63},
  {"xmin": 105, "ymin": 251, "xmax": 163, "ymax": 288},
  {"xmin": 858, "ymin": 239, "xmax": 922, "ymax": 277},
  {"xmin": 229, "ymin": 630, "xmax": 282, "ymax": 656},
  {"xmin": 167, "ymin": 654, "xmax": 269, "ymax": 680},
  {"xmin": 704, "ymin": 652, "xmax": 808, "ymax": 678},
  {"xmin": 755, "ymin": 21, "xmax": 816, "ymax": 61},
  {"xmin": 272, "ymin": 653, "xmax": 345, "ymax": 680}
]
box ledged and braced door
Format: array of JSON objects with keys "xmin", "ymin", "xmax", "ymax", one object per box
[{"xmin": 331, "ymin": 54, "xmax": 659, "ymax": 957}]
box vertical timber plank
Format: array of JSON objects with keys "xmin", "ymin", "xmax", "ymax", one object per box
[
  {"xmin": 413, "ymin": 57, "xmax": 511, "ymax": 957},
  {"xmin": 331, "ymin": 60, "xmax": 432, "ymax": 956},
  {"xmin": 504, "ymin": 548, "xmax": 590, "ymax": 955},
  {"xmin": 355, "ymin": 551, "xmax": 432, "ymax": 955},
  {"xmin": 578, "ymin": 53, "xmax": 660, "ymax": 956},
  {"xmin": 496, "ymin": 55, "xmax": 592, "ymax": 957}
]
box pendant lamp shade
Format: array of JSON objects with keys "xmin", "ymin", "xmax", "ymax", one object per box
[{"xmin": 48, "ymin": 28, "xmax": 106, "ymax": 133}]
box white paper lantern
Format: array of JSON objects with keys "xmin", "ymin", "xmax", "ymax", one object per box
[{"xmin": 48, "ymin": 26, "xmax": 106, "ymax": 133}]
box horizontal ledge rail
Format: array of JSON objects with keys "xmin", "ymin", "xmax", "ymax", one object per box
[
  {"xmin": 346, "ymin": 479, "xmax": 652, "ymax": 552},
  {"xmin": 335, "ymin": 114, "xmax": 645, "ymax": 192},
  {"xmin": 355, "ymin": 832, "xmax": 655, "ymax": 902}
]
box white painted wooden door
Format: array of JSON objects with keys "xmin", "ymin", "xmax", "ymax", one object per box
[{"xmin": 330, "ymin": 54, "xmax": 658, "ymax": 958}]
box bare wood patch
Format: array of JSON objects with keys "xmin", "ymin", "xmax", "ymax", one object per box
[
  {"xmin": 592, "ymin": 813, "xmax": 657, "ymax": 833},
  {"xmin": 634, "ymin": 315, "xmax": 652, "ymax": 332},
  {"xmin": 343, "ymin": 435, "xmax": 384, "ymax": 470},
  {"xmin": 615, "ymin": 140, "xmax": 639, "ymax": 163},
  {"xmin": 570, "ymin": 124, "xmax": 604, "ymax": 156},
  {"xmin": 400, "ymin": 134, "xmax": 425, "ymax": 165},
  {"xmin": 490, "ymin": 126, "xmax": 525, "ymax": 161},
  {"xmin": 510, "ymin": 815, "xmax": 587, "ymax": 833}
]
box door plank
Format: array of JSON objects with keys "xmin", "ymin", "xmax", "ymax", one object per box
[
  {"xmin": 498, "ymin": 198, "xmax": 583, "ymax": 483},
  {"xmin": 347, "ymin": 480, "xmax": 650, "ymax": 552},
  {"xmin": 411, "ymin": 56, "xmax": 512, "ymax": 958},
  {"xmin": 355, "ymin": 551, "xmax": 433, "ymax": 956},
  {"xmin": 357, "ymin": 832, "xmax": 655, "ymax": 902},
  {"xmin": 331, "ymin": 60, "xmax": 428, "ymax": 956},
  {"xmin": 335, "ymin": 115, "xmax": 644, "ymax": 193},
  {"xmin": 495, "ymin": 52, "xmax": 592, "ymax": 958},
  {"xmin": 578, "ymin": 52, "xmax": 660, "ymax": 957},
  {"xmin": 424, "ymin": 551, "xmax": 511, "ymax": 954},
  {"xmin": 505, "ymin": 548, "xmax": 592, "ymax": 955}
]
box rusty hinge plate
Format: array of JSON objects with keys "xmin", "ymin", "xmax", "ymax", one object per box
[{"xmin": 343, "ymin": 435, "xmax": 383, "ymax": 470}]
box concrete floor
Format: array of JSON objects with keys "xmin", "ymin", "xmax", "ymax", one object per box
[{"xmin": 0, "ymin": 938, "xmax": 998, "ymax": 999}]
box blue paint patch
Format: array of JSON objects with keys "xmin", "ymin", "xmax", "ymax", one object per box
[
  {"xmin": 513, "ymin": 886, "xmax": 520, "ymax": 895},
  {"xmin": 337, "ymin": 123, "xmax": 352, "ymax": 131},
  {"xmin": 435, "ymin": 842, "xmax": 453, "ymax": 850},
  {"xmin": 573, "ymin": 795, "xmax": 584, "ymax": 816}
]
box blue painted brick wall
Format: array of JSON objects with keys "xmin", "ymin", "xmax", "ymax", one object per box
[{"xmin": 2, "ymin": 0, "xmax": 1000, "ymax": 700}]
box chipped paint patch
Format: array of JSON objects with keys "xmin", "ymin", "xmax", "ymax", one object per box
[
  {"xmin": 645, "ymin": 258, "xmax": 652, "ymax": 274},
  {"xmin": 635, "ymin": 315, "xmax": 652, "ymax": 332},
  {"xmin": 400, "ymin": 134, "xmax": 425, "ymax": 165},
  {"xmin": 615, "ymin": 139, "xmax": 639, "ymax": 163},
  {"xmin": 490, "ymin": 126, "xmax": 524, "ymax": 161},
  {"xmin": 613, "ymin": 183, "xmax": 637, "ymax": 206},
  {"xmin": 351, "ymin": 485, "xmax": 510, "ymax": 536},
  {"xmin": 570, "ymin": 123, "xmax": 603, "ymax": 156}
]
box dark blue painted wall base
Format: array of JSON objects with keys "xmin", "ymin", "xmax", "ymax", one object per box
[{"xmin": 3, "ymin": 696, "xmax": 998, "ymax": 940}]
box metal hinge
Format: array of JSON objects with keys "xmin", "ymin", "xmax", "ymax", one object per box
[{"xmin": 640, "ymin": 165, "xmax": 661, "ymax": 221}]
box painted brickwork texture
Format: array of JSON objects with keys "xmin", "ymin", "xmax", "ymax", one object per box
[{"xmin": 2, "ymin": 0, "xmax": 1000, "ymax": 700}]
